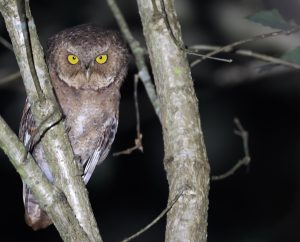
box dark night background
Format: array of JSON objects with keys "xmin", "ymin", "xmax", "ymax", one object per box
[{"xmin": 1, "ymin": 0, "xmax": 300, "ymax": 241}]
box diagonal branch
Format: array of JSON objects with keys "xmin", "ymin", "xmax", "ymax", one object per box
[
  {"xmin": 191, "ymin": 26, "xmax": 300, "ymax": 67},
  {"xmin": 0, "ymin": 1, "xmax": 101, "ymax": 241},
  {"xmin": 0, "ymin": 71, "xmax": 21, "ymax": 85},
  {"xmin": 114, "ymin": 74, "xmax": 143, "ymax": 156},
  {"xmin": 0, "ymin": 115, "xmax": 90, "ymax": 242},
  {"xmin": 106, "ymin": 0, "xmax": 161, "ymax": 119},
  {"xmin": 212, "ymin": 118, "xmax": 250, "ymax": 181},
  {"xmin": 0, "ymin": 36, "xmax": 13, "ymax": 50},
  {"xmin": 121, "ymin": 186, "xmax": 187, "ymax": 242},
  {"xmin": 190, "ymin": 44, "xmax": 300, "ymax": 70}
]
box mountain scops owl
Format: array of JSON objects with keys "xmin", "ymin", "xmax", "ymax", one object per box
[{"xmin": 19, "ymin": 24, "xmax": 129, "ymax": 230}]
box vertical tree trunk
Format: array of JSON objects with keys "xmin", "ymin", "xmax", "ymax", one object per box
[{"xmin": 136, "ymin": 0, "xmax": 210, "ymax": 241}]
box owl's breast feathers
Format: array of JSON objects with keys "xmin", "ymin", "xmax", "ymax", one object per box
[{"xmin": 52, "ymin": 70, "xmax": 121, "ymax": 168}]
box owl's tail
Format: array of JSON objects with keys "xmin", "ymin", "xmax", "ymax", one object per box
[{"xmin": 23, "ymin": 183, "xmax": 52, "ymax": 230}]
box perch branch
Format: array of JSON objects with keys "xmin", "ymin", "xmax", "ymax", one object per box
[
  {"xmin": 0, "ymin": 1, "xmax": 101, "ymax": 241},
  {"xmin": 191, "ymin": 26, "xmax": 300, "ymax": 67},
  {"xmin": 212, "ymin": 118, "xmax": 250, "ymax": 181},
  {"xmin": 0, "ymin": 115, "xmax": 90, "ymax": 242}
]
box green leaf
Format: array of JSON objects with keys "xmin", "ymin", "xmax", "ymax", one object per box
[
  {"xmin": 247, "ymin": 9, "xmax": 294, "ymax": 30},
  {"xmin": 281, "ymin": 47, "xmax": 300, "ymax": 64}
]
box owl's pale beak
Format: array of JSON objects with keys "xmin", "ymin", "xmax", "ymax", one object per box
[{"xmin": 85, "ymin": 67, "xmax": 91, "ymax": 81}]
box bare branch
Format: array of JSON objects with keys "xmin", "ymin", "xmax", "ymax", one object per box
[
  {"xmin": 191, "ymin": 26, "xmax": 300, "ymax": 67},
  {"xmin": 114, "ymin": 74, "xmax": 143, "ymax": 156},
  {"xmin": 121, "ymin": 186, "xmax": 187, "ymax": 242},
  {"xmin": 157, "ymin": 0, "xmax": 232, "ymax": 63},
  {"xmin": 187, "ymin": 50, "xmax": 232, "ymax": 63},
  {"xmin": 0, "ymin": 36, "xmax": 13, "ymax": 50},
  {"xmin": 190, "ymin": 44, "xmax": 300, "ymax": 70},
  {"xmin": 106, "ymin": 0, "xmax": 161, "ymax": 119},
  {"xmin": 212, "ymin": 118, "xmax": 251, "ymax": 181},
  {"xmin": 0, "ymin": 71, "xmax": 21, "ymax": 86}
]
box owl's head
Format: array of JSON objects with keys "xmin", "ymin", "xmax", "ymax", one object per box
[{"xmin": 46, "ymin": 24, "xmax": 129, "ymax": 91}]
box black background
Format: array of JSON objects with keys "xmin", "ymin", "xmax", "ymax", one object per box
[{"xmin": 1, "ymin": 0, "xmax": 300, "ymax": 241}]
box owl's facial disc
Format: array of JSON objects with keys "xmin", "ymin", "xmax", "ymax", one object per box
[{"xmin": 55, "ymin": 38, "xmax": 125, "ymax": 91}]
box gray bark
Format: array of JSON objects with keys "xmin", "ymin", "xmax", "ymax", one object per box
[{"xmin": 136, "ymin": 0, "xmax": 210, "ymax": 241}]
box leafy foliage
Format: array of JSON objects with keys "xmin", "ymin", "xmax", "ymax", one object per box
[
  {"xmin": 247, "ymin": 9, "xmax": 295, "ymax": 30},
  {"xmin": 281, "ymin": 47, "xmax": 300, "ymax": 64}
]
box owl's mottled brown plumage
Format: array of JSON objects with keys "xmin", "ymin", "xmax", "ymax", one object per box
[{"xmin": 19, "ymin": 24, "xmax": 129, "ymax": 230}]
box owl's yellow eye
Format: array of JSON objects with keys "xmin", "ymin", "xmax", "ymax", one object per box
[
  {"xmin": 95, "ymin": 54, "xmax": 108, "ymax": 64},
  {"xmin": 67, "ymin": 54, "xmax": 79, "ymax": 65}
]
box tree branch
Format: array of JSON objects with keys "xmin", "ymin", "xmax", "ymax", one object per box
[
  {"xmin": 0, "ymin": 36, "xmax": 13, "ymax": 50},
  {"xmin": 212, "ymin": 118, "xmax": 250, "ymax": 181},
  {"xmin": 106, "ymin": 0, "xmax": 161, "ymax": 119},
  {"xmin": 121, "ymin": 186, "xmax": 187, "ymax": 242},
  {"xmin": 114, "ymin": 74, "xmax": 143, "ymax": 156},
  {"xmin": 190, "ymin": 44, "xmax": 300, "ymax": 70},
  {"xmin": 190, "ymin": 26, "xmax": 300, "ymax": 68},
  {"xmin": 0, "ymin": 0, "xmax": 101, "ymax": 241},
  {"xmin": 0, "ymin": 115, "xmax": 90, "ymax": 242},
  {"xmin": 0, "ymin": 71, "xmax": 21, "ymax": 85},
  {"xmin": 137, "ymin": 0, "xmax": 210, "ymax": 241}
]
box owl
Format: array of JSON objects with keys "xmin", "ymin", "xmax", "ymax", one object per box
[{"xmin": 19, "ymin": 24, "xmax": 129, "ymax": 230}]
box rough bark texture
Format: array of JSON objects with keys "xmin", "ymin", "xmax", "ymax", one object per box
[
  {"xmin": 0, "ymin": 0, "xmax": 101, "ymax": 241},
  {"xmin": 136, "ymin": 0, "xmax": 210, "ymax": 241}
]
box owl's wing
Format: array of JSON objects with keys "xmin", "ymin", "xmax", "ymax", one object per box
[
  {"xmin": 19, "ymin": 99, "xmax": 53, "ymax": 230},
  {"xmin": 82, "ymin": 116, "xmax": 118, "ymax": 184},
  {"xmin": 19, "ymin": 98, "xmax": 35, "ymax": 150}
]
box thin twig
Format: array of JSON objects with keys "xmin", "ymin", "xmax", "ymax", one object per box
[
  {"xmin": 191, "ymin": 26, "xmax": 300, "ymax": 67},
  {"xmin": 187, "ymin": 50, "xmax": 232, "ymax": 63},
  {"xmin": 158, "ymin": 1, "xmax": 232, "ymax": 63},
  {"xmin": 0, "ymin": 36, "xmax": 13, "ymax": 50},
  {"xmin": 190, "ymin": 44, "xmax": 300, "ymax": 70},
  {"xmin": 121, "ymin": 186, "xmax": 187, "ymax": 242},
  {"xmin": 106, "ymin": 0, "xmax": 160, "ymax": 119},
  {"xmin": 212, "ymin": 118, "xmax": 250, "ymax": 181},
  {"xmin": 114, "ymin": 74, "xmax": 143, "ymax": 156},
  {"xmin": 0, "ymin": 71, "xmax": 21, "ymax": 85}
]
